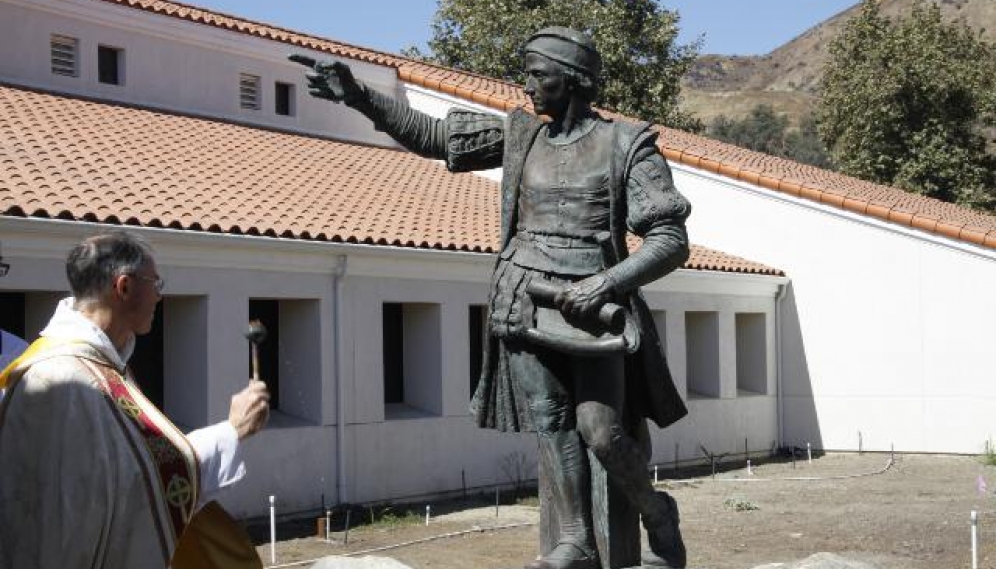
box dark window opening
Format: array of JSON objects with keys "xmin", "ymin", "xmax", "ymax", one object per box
[
  {"xmin": 98, "ymin": 45, "xmax": 122, "ymax": 85},
  {"xmin": 275, "ymin": 82, "xmax": 293, "ymax": 116},
  {"xmin": 248, "ymin": 300, "xmax": 280, "ymax": 409},
  {"xmin": 0, "ymin": 292, "xmax": 26, "ymax": 339},
  {"xmin": 469, "ymin": 305, "xmax": 485, "ymax": 397},
  {"xmin": 383, "ymin": 303, "xmax": 404, "ymax": 404},
  {"xmin": 131, "ymin": 302, "xmax": 164, "ymax": 407}
]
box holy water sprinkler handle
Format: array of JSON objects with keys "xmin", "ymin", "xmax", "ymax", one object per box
[{"xmin": 245, "ymin": 320, "xmax": 268, "ymax": 383}]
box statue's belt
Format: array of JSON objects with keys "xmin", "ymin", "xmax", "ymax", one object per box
[{"xmin": 520, "ymin": 280, "xmax": 640, "ymax": 356}]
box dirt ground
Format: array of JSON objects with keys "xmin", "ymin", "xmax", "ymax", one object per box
[{"xmin": 255, "ymin": 453, "xmax": 996, "ymax": 569}]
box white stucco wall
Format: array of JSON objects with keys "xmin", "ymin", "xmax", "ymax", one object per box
[
  {"xmin": 0, "ymin": 0, "xmax": 402, "ymax": 148},
  {"xmin": 0, "ymin": 216, "xmax": 783, "ymax": 515},
  {"xmin": 674, "ymin": 165, "xmax": 996, "ymax": 454}
]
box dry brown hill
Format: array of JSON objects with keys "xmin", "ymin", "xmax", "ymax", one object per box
[{"xmin": 681, "ymin": 0, "xmax": 996, "ymax": 126}]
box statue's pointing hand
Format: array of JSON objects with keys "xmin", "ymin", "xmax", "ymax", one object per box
[{"xmin": 288, "ymin": 54, "xmax": 364, "ymax": 105}]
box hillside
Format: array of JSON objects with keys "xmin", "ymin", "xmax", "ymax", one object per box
[{"xmin": 681, "ymin": 0, "xmax": 996, "ymax": 126}]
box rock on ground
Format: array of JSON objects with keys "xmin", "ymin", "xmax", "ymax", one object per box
[
  {"xmin": 309, "ymin": 555, "xmax": 413, "ymax": 569},
  {"xmin": 752, "ymin": 552, "xmax": 878, "ymax": 569}
]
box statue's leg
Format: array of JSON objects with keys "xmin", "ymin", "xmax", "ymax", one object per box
[
  {"xmin": 507, "ymin": 343, "xmax": 598, "ymax": 569},
  {"xmin": 574, "ymin": 356, "xmax": 686, "ymax": 569}
]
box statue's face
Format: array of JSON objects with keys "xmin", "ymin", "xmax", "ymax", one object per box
[{"xmin": 524, "ymin": 52, "xmax": 569, "ymax": 117}]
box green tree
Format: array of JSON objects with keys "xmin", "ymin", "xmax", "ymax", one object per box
[
  {"xmin": 708, "ymin": 105, "xmax": 831, "ymax": 169},
  {"xmin": 403, "ymin": 0, "xmax": 702, "ymax": 131},
  {"xmin": 818, "ymin": 0, "xmax": 996, "ymax": 211}
]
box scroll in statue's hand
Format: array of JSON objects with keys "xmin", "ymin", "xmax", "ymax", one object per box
[
  {"xmin": 555, "ymin": 274, "xmax": 615, "ymax": 321},
  {"xmin": 288, "ymin": 54, "xmax": 364, "ymax": 105}
]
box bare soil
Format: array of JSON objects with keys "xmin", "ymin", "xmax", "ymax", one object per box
[{"xmin": 255, "ymin": 453, "xmax": 996, "ymax": 569}]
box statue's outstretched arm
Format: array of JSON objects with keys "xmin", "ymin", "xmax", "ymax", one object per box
[{"xmin": 290, "ymin": 55, "xmax": 448, "ymax": 160}]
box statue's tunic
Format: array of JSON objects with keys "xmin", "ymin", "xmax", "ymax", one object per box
[
  {"xmin": 362, "ymin": 92, "xmax": 691, "ymax": 433},
  {"xmin": 489, "ymin": 120, "xmax": 614, "ymax": 339}
]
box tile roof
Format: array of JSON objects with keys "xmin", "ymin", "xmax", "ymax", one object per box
[
  {"xmin": 0, "ymin": 84, "xmax": 782, "ymax": 276},
  {"xmin": 93, "ymin": 0, "xmax": 996, "ymax": 251}
]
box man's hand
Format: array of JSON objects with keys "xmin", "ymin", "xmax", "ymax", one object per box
[
  {"xmin": 554, "ymin": 274, "xmax": 615, "ymax": 320},
  {"xmin": 228, "ymin": 380, "xmax": 270, "ymax": 440},
  {"xmin": 289, "ymin": 54, "xmax": 364, "ymax": 105}
]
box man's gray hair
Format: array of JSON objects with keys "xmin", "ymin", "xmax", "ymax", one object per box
[{"xmin": 66, "ymin": 231, "xmax": 155, "ymax": 301}]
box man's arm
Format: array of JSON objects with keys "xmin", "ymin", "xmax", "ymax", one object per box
[{"xmin": 186, "ymin": 380, "xmax": 269, "ymax": 505}]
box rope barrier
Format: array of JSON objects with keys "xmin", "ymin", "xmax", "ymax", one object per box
[
  {"xmin": 707, "ymin": 456, "xmax": 895, "ymax": 482},
  {"xmin": 265, "ymin": 521, "xmax": 536, "ymax": 569}
]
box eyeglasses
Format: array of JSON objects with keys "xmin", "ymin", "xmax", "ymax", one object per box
[{"xmin": 130, "ymin": 273, "xmax": 165, "ymax": 294}]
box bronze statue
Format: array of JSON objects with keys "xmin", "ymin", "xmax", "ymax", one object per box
[{"xmin": 292, "ymin": 26, "xmax": 691, "ymax": 569}]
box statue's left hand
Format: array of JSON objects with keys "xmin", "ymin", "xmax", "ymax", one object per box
[{"xmin": 555, "ymin": 274, "xmax": 615, "ymax": 320}]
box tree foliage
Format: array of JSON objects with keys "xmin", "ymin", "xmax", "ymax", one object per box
[
  {"xmin": 818, "ymin": 0, "xmax": 996, "ymax": 211},
  {"xmin": 403, "ymin": 0, "xmax": 702, "ymax": 131},
  {"xmin": 708, "ymin": 105, "xmax": 831, "ymax": 169}
]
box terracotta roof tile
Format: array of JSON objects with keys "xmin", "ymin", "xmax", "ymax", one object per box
[
  {"xmin": 0, "ymin": 84, "xmax": 777, "ymax": 276},
  {"xmin": 94, "ymin": 0, "xmax": 996, "ymax": 250}
]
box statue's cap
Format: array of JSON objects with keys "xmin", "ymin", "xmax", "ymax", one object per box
[{"xmin": 525, "ymin": 27, "xmax": 601, "ymax": 77}]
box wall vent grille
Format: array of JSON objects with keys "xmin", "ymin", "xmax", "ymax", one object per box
[
  {"xmin": 51, "ymin": 35, "xmax": 78, "ymax": 77},
  {"xmin": 239, "ymin": 73, "xmax": 261, "ymax": 110}
]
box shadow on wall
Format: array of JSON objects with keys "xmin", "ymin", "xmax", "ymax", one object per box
[{"xmin": 779, "ymin": 283, "xmax": 821, "ymax": 450}]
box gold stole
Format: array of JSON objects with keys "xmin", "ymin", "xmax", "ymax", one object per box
[{"xmin": 80, "ymin": 357, "xmax": 201, "ymax": 539}]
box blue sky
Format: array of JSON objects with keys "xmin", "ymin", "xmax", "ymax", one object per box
[{"xmin": 189, "ymin": 1, "xmax": 859, "ymax": 56}]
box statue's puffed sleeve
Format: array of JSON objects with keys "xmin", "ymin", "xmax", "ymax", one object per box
[
  {"xmin": 604, "ymin": 136, "xmax": 691, "ymax": 292},
  {"xmin": 352, "ymin": 88, "xmax": 505, "ymax": 172}
]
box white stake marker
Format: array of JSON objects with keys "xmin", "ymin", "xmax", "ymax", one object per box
[
  {"xmin": 269, "ymin": 495, "xmax": 276, "ymax": 564},
  {"xmin": 971, "ymin": 510, "xmax": 978, "ymax": 569}
]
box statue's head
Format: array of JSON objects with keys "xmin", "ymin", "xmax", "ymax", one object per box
[{"xmin": 523, "ymin": 27, "xmax": 600, "ymax": 113}]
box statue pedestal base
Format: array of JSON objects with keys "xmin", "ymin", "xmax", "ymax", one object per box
[{"xmin": 539, "ymin": 448, "xmax": 641, "ymax": 569}]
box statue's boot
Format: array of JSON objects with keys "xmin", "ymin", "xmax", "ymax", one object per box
[
  {"xmin": 640, "ymin": 491, "xmax": 686, "ymax": 569},
  {"xmin": 526, "ymin": 430, "xmax": 599, "ymax": 569},
  {"xmin": 590, "ymin": 426, "xmax": 686, "ymax": 569}
]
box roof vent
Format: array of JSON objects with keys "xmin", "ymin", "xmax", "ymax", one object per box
[
  {"xmin": 240, "ymin": 73, "xmax": 261, "ymax": 110},
  {"xmin": 50, "ymin": 35, "xmax": 78, "ymax": 77}
]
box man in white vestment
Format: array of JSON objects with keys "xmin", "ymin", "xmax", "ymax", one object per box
[{"xmin": 0, "ymin": 231, "xmax": 271, "ymax": 569}]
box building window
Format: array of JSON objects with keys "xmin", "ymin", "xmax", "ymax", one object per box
[
  {"xmin": 248, "ymin": 299, "xmax": 280, "ymax": 409},
  {"xmin": 239, "ymin": 73, "xmax": 261, "ymax": 110},
  {"xmin": 685, "ymin": 311, "xmax": 720, "ymax": 399},
  {"xmin": 735, "ymin": 313, "xmax": 768, "ymax": 396},
  {"xmin": 0, "ymin": 291, "xmax": 62, "ymax": 369},
  {"xmin": 382, "ymin": 302, "xmax": 442, "ymax": 418},
  {"xmin": 275, "ymin": 82, "xmax": 294, "ymax": 116},
  {"xmin": 469, "ymin": 305, "xmax": 486, "ymax": 396},
  {"xmin": 132, "ymin": 302, "xmax": 165, "ymax": 408},
  {"xmin": 383, "ymin": 303, "xmax": 404, "ymax": 404},
  {"xmin": 244, "ymin": 298, "xmax": 322, "ymax": 423},
  {"xmin": 0, "ymin": 292, "xmax": 26, "ymax": 339},
  {"xmin": 98, "ymin": 45, "xmax": 123, "ymax": 85},
  {"xmin": 50, "ymin": 35, "xmax": 78, "ymax": 77}
]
